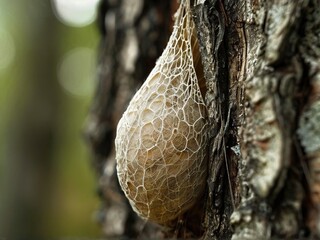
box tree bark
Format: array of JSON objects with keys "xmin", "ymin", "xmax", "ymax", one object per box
[{"xmin": 85, "ymin": 0, "xmax": 320, "ymax": 239}]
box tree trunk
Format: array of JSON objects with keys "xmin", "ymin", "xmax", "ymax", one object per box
[
  {"xmin": 0, "ymin": 0, "xmax": 61, "ymax": 238},
  {"xmin": 85, "ymin": 0, "xmax": 320, "ymax": 239}
]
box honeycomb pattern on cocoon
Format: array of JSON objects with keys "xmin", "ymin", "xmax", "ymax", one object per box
[{"xmin": 115, "ymin": 1, "xmax": 208, "ymax": 226}]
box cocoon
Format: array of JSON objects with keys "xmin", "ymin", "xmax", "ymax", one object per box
[{"xmin": 115, "ymin": 1, "xmax": 208, "ymax": 226}]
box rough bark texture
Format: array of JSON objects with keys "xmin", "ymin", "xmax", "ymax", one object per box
[{"xmin": 85, "ymin": 0, "xmax": 320, "ymax": 239}]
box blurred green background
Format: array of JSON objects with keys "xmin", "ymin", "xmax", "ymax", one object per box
[{"xmin": 0, "ymin": 0, "xmax": 102, "ymax": 238}]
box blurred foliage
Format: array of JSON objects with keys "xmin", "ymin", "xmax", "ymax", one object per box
[{"xmin": 0, "ymin": 0, "xmax": 102, "ymax": 238}]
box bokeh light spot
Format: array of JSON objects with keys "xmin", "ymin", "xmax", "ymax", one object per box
[
  {"xmin": 0, "ymin": 28, "xmax": 15, "ymax": 71},
  {"xmin": 51, "ymin": 0, "xmax": 100, "ymax": 27},
  {"xmin": 58, "ymin": 47, "xmax": 96, "ymax": 97}
]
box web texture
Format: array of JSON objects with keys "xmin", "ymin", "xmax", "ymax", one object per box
[{"xmin": 115, "ymin": 2, "xmax": 208, "ymax": 226}]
